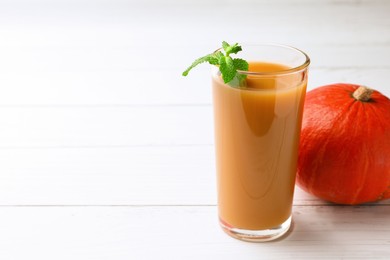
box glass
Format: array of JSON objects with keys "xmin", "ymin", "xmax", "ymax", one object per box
[{"xmin": 212, "ymin": 44, "xmax": 310, "ymax": 242}]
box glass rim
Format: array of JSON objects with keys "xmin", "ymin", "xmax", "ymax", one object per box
[{"xmin": 213, "ymin": 43, "xmax": 310, "ymax": 76}]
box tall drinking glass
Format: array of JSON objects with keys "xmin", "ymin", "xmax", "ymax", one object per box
[{"xmin": 212, "ymin": 44, "xmax": 310, "ymax": 241}]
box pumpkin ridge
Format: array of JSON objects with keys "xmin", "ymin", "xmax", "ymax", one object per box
[
  {"xmin": 334, "ymin": 98, "xmax": 361, "ymax": 204},
  {"xmin": 365, "ymin": 96, "xmax": 390, "ymax": 131},
  {"xmin": 350, "ymin": 103, "xmax": 371, "ymax": 204},
  {"xmin": 309, "ymin": 95, "xmax": 356, "ymax": 200},
  {"xmin": 307, "ymin": 130, "xmax": 330, "ymax": 194},
  {"xmin": 364, "ymin": 99, "xmax": 390, "ymax": 202}
]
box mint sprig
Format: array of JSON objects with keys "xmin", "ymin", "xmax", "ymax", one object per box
[{"xmin": 182, "ymin": 41, "xmax": 249, "ymax": 85}]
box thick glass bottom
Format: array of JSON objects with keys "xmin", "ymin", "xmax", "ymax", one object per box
[{"xmin": 219, "ymin": 215, "xmax": 292, "ymax": 242}]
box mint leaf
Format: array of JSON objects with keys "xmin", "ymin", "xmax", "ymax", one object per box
[
  {"xmin": 232, "ymin": 58, "xmax": 249, "ymax": 86},
  {"xmin": 233, "ymin": 58, "xmax": 249, "ymax": 71},
  {"xmin": 182, "ymin": 41, "xmax": 248, "ymax": 85},
  {"xmin": 223, "ymin": 42, "xmax": 242, "ymax": 56},
  {"xmin": 222, "ymin": 41, "xmax": 229, "ymax": 51},
  {"xmin": 182, "ymin": 53, "xmax": 219, "ymax": 76},
  {"xmin": 215, "ymin": 51, "xmax": 224, "ymax": 63},
  {"xmin": 219, "ymin": 56, "xmax": 236, "ymax": 83}
]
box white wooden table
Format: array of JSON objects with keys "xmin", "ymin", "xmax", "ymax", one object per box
[{"xmin": 0, "ymin": 0, "xmax": 389, "ymax": 259}]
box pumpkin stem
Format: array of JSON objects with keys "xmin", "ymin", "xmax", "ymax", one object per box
[{"xmin": 352, "ymin": 86, "xmax": 374, "ymax": 102}]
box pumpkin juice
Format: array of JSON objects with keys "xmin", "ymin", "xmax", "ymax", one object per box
[{"xmin": 212, "ymin": 62, "xmax": 307, "ymax": 231}]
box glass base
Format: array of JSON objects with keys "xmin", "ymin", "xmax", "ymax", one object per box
[{"xmin": 220, "ymin": 215, "xmax": 292, "ymax": 242}]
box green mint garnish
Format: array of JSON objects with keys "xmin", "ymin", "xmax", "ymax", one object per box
[{"xmin": 182, "ymin": 41, "xmax": 249, "ymax": 85}]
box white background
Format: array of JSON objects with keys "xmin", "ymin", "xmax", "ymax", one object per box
[{"xmin": 0, "ymin": 0, "xmax": 389, "ymax": 259}]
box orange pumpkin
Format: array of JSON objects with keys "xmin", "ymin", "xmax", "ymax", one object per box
[{"xmin": 297, "ymin": 83, "xmax": 390, "ymax": 205}]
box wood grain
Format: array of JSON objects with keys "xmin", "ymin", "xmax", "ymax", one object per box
[
  {"xmin": 0, "ymin": 68, "xmax": 389, "ymax": 106},
  {"xmin": 0, "ymin": 205, "xmax": 388, "ymax": 259}
]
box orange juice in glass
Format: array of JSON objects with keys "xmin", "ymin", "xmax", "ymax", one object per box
[{"xmin": 212, "ymin": 44, "xmax": 310, "ymax": 241}]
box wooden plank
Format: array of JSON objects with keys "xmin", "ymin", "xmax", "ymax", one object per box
[
  {"xmin": 0, "ymin": 68, "xmax": 388, "ymax": 106},
  {"xmin": 0, "ymin": 45, "xmax": 389, "ymax": 74},
  {"xmin": 0, "ymin": 145, "xmax": 388, "ymax": 206},
  {"xmin": 0, "ymin": 205, "xmax": 388, "ymax": 259},
  {"xmin": 0, "ymin": 0, "xmax": 389, "ymax": 48},
  {"xmin": 1, "ymin": 102, "xmax": 390, "ymax": 149},
  {"xmin": 0, "ymin": 106, "xmax": 213, "ymax": 147},
  {"xmin": 0, "ymin": 146, "xmax": 217, "ymax": 205}
]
